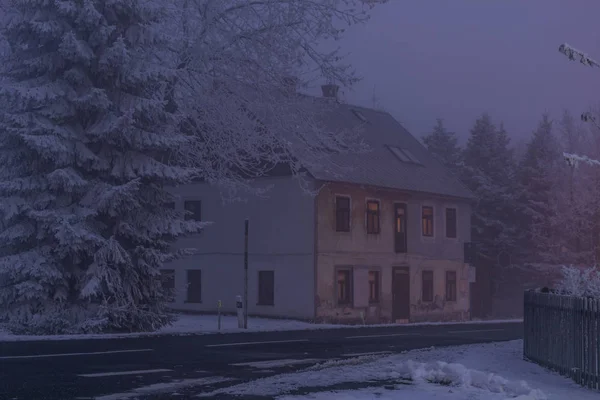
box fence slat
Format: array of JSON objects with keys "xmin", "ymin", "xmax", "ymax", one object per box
[{"xmin": 523, "ymin": 290, "xmax": 600, "ymax": 392}]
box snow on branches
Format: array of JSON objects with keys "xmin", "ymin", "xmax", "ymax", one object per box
[
  {"xmin": 558, "ymin": 43, "xmax": 600, "ymax": 167},
  {"xmin": 164, "ymin": 0, "xmax": 387, "ymax": 198},
  {"xmin": 559, "ymin": 43, "xmax": 600, "ymax": 68},
  {"xmin": 556, "ymin": 265, "xmax": 600, "ymax": 298}
]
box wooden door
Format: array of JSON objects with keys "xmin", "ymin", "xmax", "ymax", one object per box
[{"xmin": 392, "ymin": 267, "xmax": 410, "ymax": 322}]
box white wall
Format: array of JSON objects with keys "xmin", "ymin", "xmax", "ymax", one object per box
[{"xmin": 163, "ymin": 176, "xmax": 317, "ymax": 320}]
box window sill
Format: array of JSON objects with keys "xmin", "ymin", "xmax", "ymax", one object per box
[
  {"xmin": 336, "ymin": 229, "xmax": 351, "ymax": 233},
  {"xmin": 185, "ymin": 300, "xmax": 202, "ymax": 304},
  {"xmin": 368, "ymin": 301, "xmax": 380, "ymax": 305},
  {"xmin": 366, "ymin": 231, "xmax": 380, "ymax": 235},
  {"xmin": 257, "ymin": 303, "xmax": 274, "ymax": 307}
]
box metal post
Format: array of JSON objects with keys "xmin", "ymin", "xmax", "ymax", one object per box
[
  {"xmin": 244, "ymin": 219, "xmax": 249, "ymax": 329},
  {"xmin": 217, "ymin": 300, "xmax": 222, "ymax": 331}
]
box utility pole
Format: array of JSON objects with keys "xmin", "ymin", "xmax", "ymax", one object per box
[{"xmin": 244, "ymin": 219, "xmax": 249, "ymax": 329}]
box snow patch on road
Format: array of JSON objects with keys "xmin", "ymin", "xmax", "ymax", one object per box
[
  {"xmin": 0, "ymin": 314, "xmax": 522, "ymax": 342},
  {"xmin": 231, "ymin": 358, "xmax": 324, "ymax": 369},
  {"xmin": 94, "ymin": 376, "xmax": 234, "ymax": 400}
]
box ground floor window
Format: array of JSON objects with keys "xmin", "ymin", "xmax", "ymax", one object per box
[
  {"xmin": 258, "ymin": 270, "xmax": 275, "ymax": 306},
  {"xmin": 186, "ymin": 269, "xmax": 202, "ymax": 303},
  {"xmin": 336, "ymin": 268, "xmax": 353, "ymax": 305},
  {"xmin": 445, "ymin": 270, "xmax": 457, "ymax": 301},
  {"xmin": 422, "ymin": 270, "xmax": 434, "ymax": 302},
  {"xmin": 368, "ymin": 270, "xmax": 380, "ymax": 303}
]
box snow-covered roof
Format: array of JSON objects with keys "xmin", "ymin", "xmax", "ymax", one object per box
[{"xmin": 305, "ymin": 101, "xmax": 474, "ymax": 201}]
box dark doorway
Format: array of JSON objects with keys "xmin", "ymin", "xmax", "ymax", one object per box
[
  {"xmin": 394, "ymin": 203, "xmax": 407, "ymax": 253},
  {"xmin": 392, "ymin": 267, "xmax": 410, "ymax": 322}
]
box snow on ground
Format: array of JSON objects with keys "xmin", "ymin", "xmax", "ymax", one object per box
[
  {"xmin": 201, "ymin": 340, "xmax": 597, "ymax": 400},
  {"xmin": 0, "ymin": 314, "xmax": 522, "ymax": 342}
]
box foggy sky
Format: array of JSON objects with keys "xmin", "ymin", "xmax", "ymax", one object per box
[{"xmin": 325, "ymin": 0, "xmax": 600, "ymax": 145}]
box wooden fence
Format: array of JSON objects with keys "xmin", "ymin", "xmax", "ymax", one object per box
[{"xmin": 524, "ymin": 290, "xmax": 600, "ymax": 391}]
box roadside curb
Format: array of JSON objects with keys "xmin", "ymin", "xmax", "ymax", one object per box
[{"xmin": 0, "ymin": 319, "xmax": 523, "ymax": 344}]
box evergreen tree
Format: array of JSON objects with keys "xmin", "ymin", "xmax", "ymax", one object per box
[
  {"xmin": 422, "ymin": 118, "xmax": 462, "ymax": 171},
  {"xmin": 0, "ymin": 0, "xmax": 203, "ymax": 334},
  {"xmin": 462, "ymin": 114, "xmax": 520, "ymax": 262},
  {"xmin": 518, "ymin": 114, "xmax": 562, "ymax": 262}
]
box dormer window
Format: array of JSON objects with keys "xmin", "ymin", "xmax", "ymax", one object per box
[
  {"xmin": 351, "ymin": 109, "xmax": 367, "ymax": 122},
  {"xmin": 388, "ymin": 145, "xmax": 421, "ymax": 164}
]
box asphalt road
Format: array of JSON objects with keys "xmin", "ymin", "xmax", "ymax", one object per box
[{"xmin": 0, "ymin": 322, "xmax": 523, "ymax": 400}]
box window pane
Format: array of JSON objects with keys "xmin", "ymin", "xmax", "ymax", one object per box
[
  {"xmin": 422, "ymin": 206, "xmax": 434, "ymax": 237},
  {"xmin": 258, "ymin": 271, "xmax": 275, "ymax": 305},
  {"xmin": 422, "ymin": 271, "xmax": 433, "ymax": 302},
  {"xmin": 446, "ymin": 271, "xmax": 457, "ymax": 301},
  {"xmin": 336, "ymin": 197, "xmax": 351, "ymax": 232},
  {"xmin": 336, "ymin": 196, "xmax": 350, "ymax": 209},
  {"xmin": 337, "ymin": 269, "xmax": 352, "ymax": 304},
  {"xmin": 186, "ymin": 270, "xmax": 202, "ymax": 303},
  {"xmin": 366, "ymin": 201, "xmax": 380, "ymax": 234},
  {"xmin": 446, "ymin": 208, "xmax": 457, "ymax": 238},
  {"xmin": 184, "ymin": 200, "xmax": 202, "ymax": 221},
  {"xmin": 368, "ymin": 270, "xmax": 380, "ymax": 303}
]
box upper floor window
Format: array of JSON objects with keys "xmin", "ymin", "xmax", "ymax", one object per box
[
  {"xmin": 422, "ymin": 206, "xmax": 434, "ymax": 237},
  {"xmin": 184, "ymin": 200, "xmax": 202, "ymax": 221},
  {"xmin": 445, "ymin": 207, "xmax": 457, "ymax": 238},
  {"xmin": 335, "ymin": 196, "xmax": 351, "ymax": 232},
  {"xmin": 366, "ymin": 200, "xmax": 380, "ymax": 234}
]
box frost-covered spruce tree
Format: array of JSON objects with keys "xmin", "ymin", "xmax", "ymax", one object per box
[
  {"xmin": 0, "ymin": 1, "xmax": 203, "ymax": 334},
  {"xmin": 462, "ymin": 114, "xmax": 521, "ymax": 262},
  {"xmin": 517, "ymin": 114, "xmax": 562, "ymax": 262},
  {"xmin": 422, "ymin": 118, "xmax": 462, "ymax": 172}
]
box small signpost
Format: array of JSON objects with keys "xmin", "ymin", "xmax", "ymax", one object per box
[
  {"xmin": 217, "ymin": 300, "xmax": 222, "ymax": 331},
  {"xmin": 244, "ymin": 219, "xmax": 249, "ymax": 329},
  {"xmin": 236, "ymin": 295, "xmax": 244, "ymax": 329}
]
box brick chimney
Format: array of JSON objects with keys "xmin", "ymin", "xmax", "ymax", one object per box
[{"xmin": 321, "ymin": 84, "xmax": 339, "ymax": 99}]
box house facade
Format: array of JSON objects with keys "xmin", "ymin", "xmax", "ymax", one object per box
[{"xmin": 161, "ymin": 87, "xmax": 475, "ymax": 324}]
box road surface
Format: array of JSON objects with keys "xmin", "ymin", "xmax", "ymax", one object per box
[{"xmin": 0, "ymin": 321, "xmax": 523, "ymax": 400}]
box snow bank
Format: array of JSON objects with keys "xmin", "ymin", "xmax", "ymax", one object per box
[
  {"xmin": 204, "ymin": 340, "xmax": 597, "ymax": 399},
  {"xmin": 200, "ymin": 344, "xmax": 545, "ymax": 399},
  {"xmin": 394, "ymin": 360, "xmax": 546, "ymax": 399}
]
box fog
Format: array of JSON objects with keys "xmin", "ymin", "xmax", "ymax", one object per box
[{"xmin": 320, "ymin": 0, "xmax": 600, "ymax": 142}]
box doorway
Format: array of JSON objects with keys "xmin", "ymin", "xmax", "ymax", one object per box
[{"xmin": 392, "ymin": 266, "xmax": 410, "ymax": 322}]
